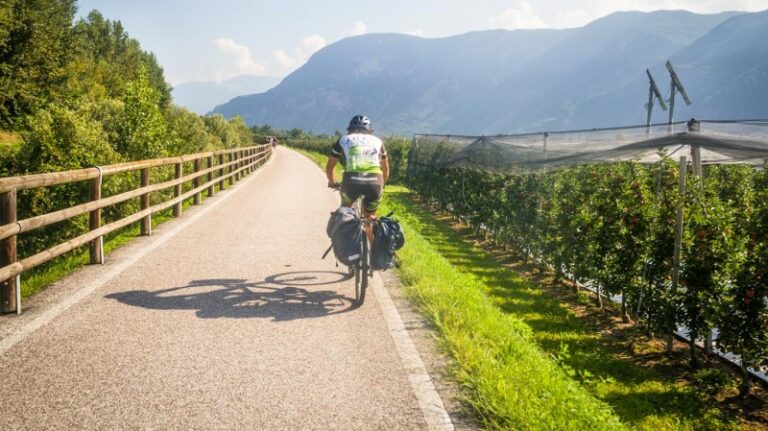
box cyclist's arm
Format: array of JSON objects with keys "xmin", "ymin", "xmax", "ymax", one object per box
[
  {"xmin": 327, "ymin": 139, "xmax": 344, "ymax": 187},
  {"xmin": 381, "ymin": 155, "xmax": 390, "ymax": 184},
  {"xmin": 380, "ymin": 143, "xmax": 389, "ymax": 184},
  {"xmin": 326, "ymin": 156, "xmax": 339, "ymax": 186}
]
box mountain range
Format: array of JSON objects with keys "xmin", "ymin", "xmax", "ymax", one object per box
[
  {"xmin": 172, "ymin": 75, "xmax": 280, "ymax": 115},
  {"xmin": 212, "ymin": 10, "xmax": 768, "ymax": 136}
]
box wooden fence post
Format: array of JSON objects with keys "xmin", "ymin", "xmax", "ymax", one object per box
[
  {"xmin": 140, "ymin": 168, "xmax": 151, "ymax": 235},
  {"xmin": 174, "ymin": 162, "xmax": 183, "ymax": 217},
  {"xmin": 89, "ymin": 173, "xmax": 104, "ymax": 264},
  {"xmin": 0, "ymin": 190, "xmax": 18, "ymax": 313},
  {"xmin": 218, "ymin": 154, "xmax": 225, "ymax": 190},
  {"xmin": 239, "ymin": 150, "xmax": 245, "ymax": 178},
  {"xmin": 229, "ymin": 152, "xmax": 235, "ymax": 186},
  {"xmin": 207, "ymin": 156, "xmax": 214, "ymax": 197},
  {"xmin": 235, "ymin": 150, "xmax": 241, "ymax": 182},
  {"xmin": 237, "ymin": 150, "xmax": 245, "ymax": 181},
  {"xmin": 193, "ymin": 159, "xmax": 201, "ymax": 205}
]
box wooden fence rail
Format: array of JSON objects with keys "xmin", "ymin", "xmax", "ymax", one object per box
[{"xmin": 0, "ymin": 144, "xmax": 274, "ymax": 314}]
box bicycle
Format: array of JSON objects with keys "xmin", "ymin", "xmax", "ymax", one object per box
[{"xmin": 329, "ymin": 184, "xmax": 374, "ymax": 307}]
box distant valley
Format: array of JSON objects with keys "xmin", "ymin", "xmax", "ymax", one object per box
[{"xmin": 173, "ymin": 75, "xmax": 280, "ymax": 115}]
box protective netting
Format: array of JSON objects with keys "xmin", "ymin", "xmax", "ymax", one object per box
[{"xmin": 410, "ymin": 120, "xmax": 768, "ymax": 172}]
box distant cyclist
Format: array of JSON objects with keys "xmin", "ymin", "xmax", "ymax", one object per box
[{"xmin": 326, "ymin": 115, "xmax": 389, "ymax": 241}]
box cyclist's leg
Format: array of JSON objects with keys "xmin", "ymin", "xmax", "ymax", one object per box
[
  {"xmin": 339, "ymin": 174, "xmax": 360, "ymax": 210},
  {"xmin": 360, "ymin": 176, "xmax": 384, "ymax": 246}
]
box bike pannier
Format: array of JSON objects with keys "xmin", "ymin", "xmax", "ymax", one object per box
[
  {"xmin": 326, "ymin": 207, "xmax": 363, "ymax": 266},
  {"xmin": 370, "ymin": 216, "xmax": 405, "ymax": 271}
]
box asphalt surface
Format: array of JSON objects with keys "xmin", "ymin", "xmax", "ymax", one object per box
[{"xmin": 0, "ymin": 147, "xmax": 449, "ymax": 430}]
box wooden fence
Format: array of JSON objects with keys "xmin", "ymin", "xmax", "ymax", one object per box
[{"xmin": 0, "ymin": 143, "xmax": 274, "ymax": 314}]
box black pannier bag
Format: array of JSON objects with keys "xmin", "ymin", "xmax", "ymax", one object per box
[
  {"xmin": 326, "ymin": 207, "xmax": 362, "ymax": 266},
  {"xmin": 371, "ymin": 214, "xmax": 405, "ymax": 271}
]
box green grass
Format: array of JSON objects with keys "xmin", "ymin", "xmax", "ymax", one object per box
[
  {"xmin": 379, "ymin": 187, "xmax": 629, "ymax": 430},
  {"xmin": 293, "ymin": 148, "xmax": 741, "ymax": 430},
  {"xmin": 380, "ymin": 188, "xmax": 738, "ymax": 431},
  {"xmin": 293, "ymin": 148, "xmax": 343, "ymax": 178}
]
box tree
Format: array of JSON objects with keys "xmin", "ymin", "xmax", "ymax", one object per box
[
  {"xmin": 69, "ymin": 10, "xmax": 171, "ymax": 105},
  {"xmin": 115, "ymin": 65, "xmax": 169, "ymax": 160},
  {"xmin": 166, "ymin": 106, "xmax": 216, "ymax": 155},
  {"xmin": 718, "ymin": 169, "xmax": 768, "ymax": 396},
  {"xmin": 0, "ymin": 0, "xmax": 77, "ymax": 129},
  {"xmin": 678, "ymin": 176, "xmax": 737, "ymax": 367}
]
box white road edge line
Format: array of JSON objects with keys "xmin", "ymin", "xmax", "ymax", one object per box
[
  {"xmin": 0, "ymin": 154, "xmax": 276, "ymax": 356},
  {"xmin": 372, "ymin": 275, "xmax": 455, "ymax": 431}
]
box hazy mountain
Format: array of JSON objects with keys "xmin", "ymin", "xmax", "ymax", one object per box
[
  {"xmin": 172, "ymin": 75, "xmax": 280, "ymax": 115},
  {"xmin": 213, "ymin": 10, "xmax": 766, "ymax": 135}
]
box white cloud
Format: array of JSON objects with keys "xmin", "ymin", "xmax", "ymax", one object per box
[
  {"xmin": 209, "ymin": 37, "xmax": 266, "ymax": 83},
  {"xmin": 273, "ymin": 34, "xmax": 327, "ymax": 74},
  {"xmin": 273, "ymin": 49, "xmax": 298, "ymax": 70},
  {"xmin": 406, "ymin": 29, "xmax": 426, "ymax": 37},
  {"xmin": 345, "ymin": 20, "xmax": 368, "ymax": 36},
  {"xmin": 489, "ymin": 1, "xmax": 547, "ymax": 29},
  {"xmin": 301, "ymin": 34, "xmax": 327, "ymax": 54}
]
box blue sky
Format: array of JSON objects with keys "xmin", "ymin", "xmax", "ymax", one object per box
[{"xmin": 76, "ymin": 0, "xmax": 768, "ymax": 85}]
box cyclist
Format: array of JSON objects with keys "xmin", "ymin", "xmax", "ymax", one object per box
[{"xmin": 326, "ymin": 115, "xmax": 389, "ymax": 243}]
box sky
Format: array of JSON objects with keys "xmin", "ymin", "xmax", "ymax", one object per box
[{"xmin": 76, "ymin": 0, "xmax": 768, "ymax": 86}]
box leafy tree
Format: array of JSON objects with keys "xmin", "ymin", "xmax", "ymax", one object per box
[
  {"xmin": 0, "ymin": 0, "xmax": 76, "ymax": 129},
  {"xmin": 204, "ymin": 114, "xmax": 253, "ymax": 149},
  {"xmin": 16, "ymin": 102, "xmax": 123, "ymax": 253},
  {"xmin": 636, "ymin": 159, "xmax": 680, "ymax": 337},
  {"xmin": 19, "ymin": 103, "xmax": 121, "ymax": 173},
  {"xmin": 69, "ymin": 10, "xmax": 171, "ymax": 105},
  {"xmin": 718, "ymin": 169, "xmax": 768, "ymax": 396},
  {"xmin": 166, "ymin": 106, "xmax": 217, "ymax": 155},
  {"xmin": 678, "ymin": 175, "xmax": 739, "ymax": 367},
  {"xmin": 115, "ymin": 65, "xmax": 169, "ymax": 160},
  {"xmin": 228, "ymin": 116, "xmax": 254, "ymax": 147}
]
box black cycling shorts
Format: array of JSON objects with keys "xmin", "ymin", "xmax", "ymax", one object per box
[{"xmin": 340, "ymin": 172, "xmax": 383, "ymax": 213}]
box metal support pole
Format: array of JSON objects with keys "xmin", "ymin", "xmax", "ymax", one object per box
[
  {"xmin": 668, "ymin": 84, "xmax": 677, "ymax": 134},
  {"xmin": 667, "ymin": 155, "xmax": 686, "ymax": 354},
  {"xmin": 0, "ymin": 190, "xmax": 17, "ymax": 314},
  {"xmin": 688, "ymin": 120, "xmax": 712, "ymax": 353},
  {"xmin": 646, "ymin": 87, "xmax": 654, "ymax": 137},
  {"xmin": 691, "ymin": 146, "xmax": 702, "ymax": 178}
]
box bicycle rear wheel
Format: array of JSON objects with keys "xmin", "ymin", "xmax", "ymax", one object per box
[{"xmin": 354, "ymin": 232, "xmax": 369, "ymax": 306}]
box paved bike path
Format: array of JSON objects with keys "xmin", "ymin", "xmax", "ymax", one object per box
[{"xmin": 0, "ymin": 147, "xmax": 449, "ymax": 430}]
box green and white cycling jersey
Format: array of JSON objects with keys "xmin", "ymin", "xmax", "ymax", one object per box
[{"xmin": 330, "ymin": 133, "xmax": 387, "ymax": 174}]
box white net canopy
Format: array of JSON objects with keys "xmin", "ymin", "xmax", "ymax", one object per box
[{"xmin": 410, "ymin": 120, "xmax": 768, "ymax": 171}]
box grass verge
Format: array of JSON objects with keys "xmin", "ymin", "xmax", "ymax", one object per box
[
  {"xmin": 294, "ymin": 147, "xmax": 743, "ymax": 430},
  {"xmin": 379, "ymin": 187, "xmax": 627, "ymax": 430},
  {"xmin": 380, "ymin": 188, "xmax": 741, "ymax": 431}
]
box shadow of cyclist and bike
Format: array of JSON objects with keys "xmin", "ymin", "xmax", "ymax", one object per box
[{"xmin": 105, "ymin": 270, "xmax": 358, "ymax": 321}]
